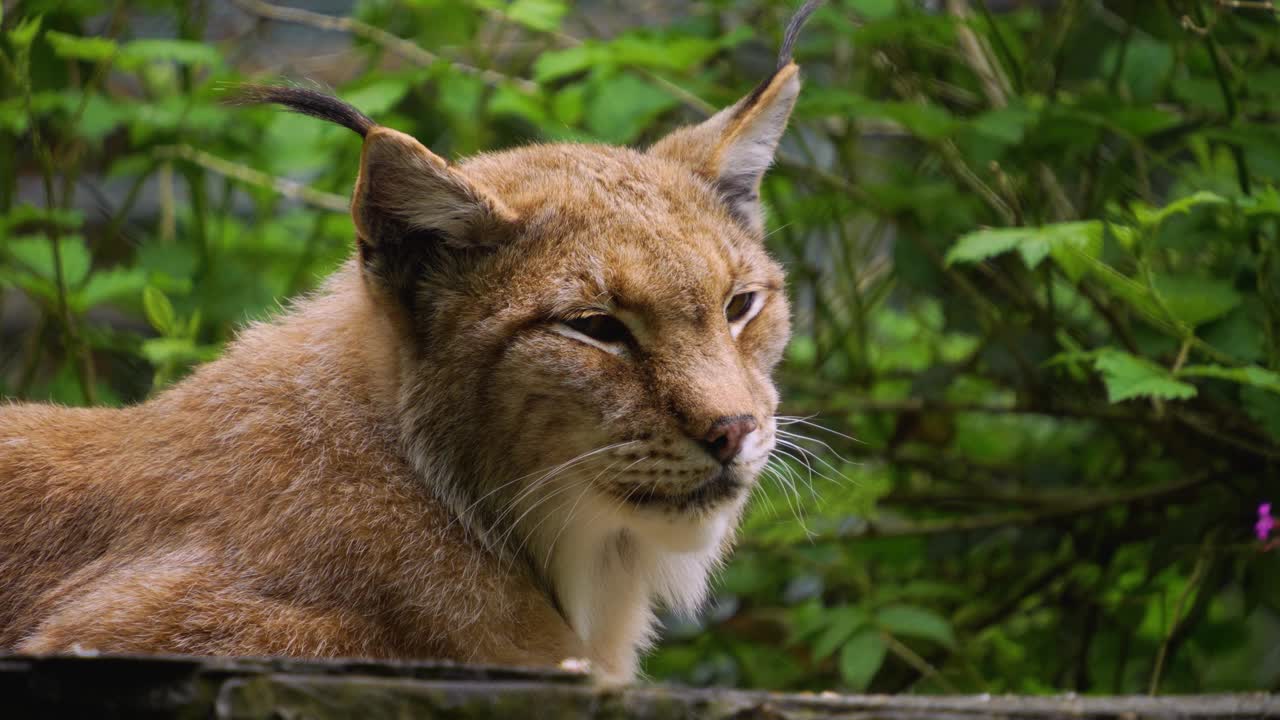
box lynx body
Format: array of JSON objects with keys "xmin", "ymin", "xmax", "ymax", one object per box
[{"xmin": 0, "ymin": 4, "xmax": 818, "ymax": 682}]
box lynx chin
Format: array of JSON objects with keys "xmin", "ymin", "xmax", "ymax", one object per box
[{"xmin": 0, "ymin": 1, "xmax": 821, "ymax": 683}]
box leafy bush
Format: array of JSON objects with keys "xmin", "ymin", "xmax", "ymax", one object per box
[{"xmin": 2, "ymin": 0, "xmax": 1277, "ymax": 694}]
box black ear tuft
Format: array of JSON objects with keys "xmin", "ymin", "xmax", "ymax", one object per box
[
  {"xmin": 778, "ymin": 0, "xmax": 823, "ymax": 70},
  {"xmin": 227, "ymin": 84, "xmax": 376, "ymax": 138}
]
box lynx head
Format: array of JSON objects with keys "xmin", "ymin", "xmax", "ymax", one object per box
[{"xmin": 238, "ymin": 2, "xmax": 818, "ymax": 619}]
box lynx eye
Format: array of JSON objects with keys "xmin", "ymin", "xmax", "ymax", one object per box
[
  {"xmin": 562, "ymin": 314, "xmax": 630, "ymax": 345},
  {"xmin": 725, "ymin": 292, "xmax": 757, "ymax": 323}
]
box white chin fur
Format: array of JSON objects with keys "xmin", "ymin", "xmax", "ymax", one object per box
[{"xmin": 619, "ymin": 495, "xmax": 736, "ymax": 553}]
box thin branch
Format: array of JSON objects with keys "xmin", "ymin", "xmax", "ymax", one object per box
[
  {"xmin": 1147, "ymin": 532, "xmax": 1215, "ymax": 695},
  {"xmin": 228, "ymin": 0, "xmax": 538, "ymax": 93},
  {"xmin": 742, "ymin": 472, "xmax": 1212, "ymax": 549},
  {"xmin": 153, "ymin": 144, "xmax": 349, "ymax": 213}
]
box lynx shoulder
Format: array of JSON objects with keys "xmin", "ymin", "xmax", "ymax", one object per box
[{"xmin": 0, "ymin": 1, "xmax": 821, "ymax": 683}]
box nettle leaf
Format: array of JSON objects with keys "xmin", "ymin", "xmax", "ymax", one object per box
[
  {"xmin": 946, "ymin": 221, "xmax": 1101, "ymax": 278},
  {"xmin": 1132, "ymin": 191, "xmax": 1229, "ymax": 228},
  {"xmin": 1179, "ymin": 365, "xmax": 1280, "ymax": 395},
  {"xmin": 945, "ymin": 227, "xmax": 1025, "ymax": 265},
  {"xmin": 45, "ymin": 30, "xmax": 118, "ymax": 63},
  {"xmin": 1151, "ymin": 275, "xmax": 1241, "ymax": 328},
  {"xmin": 838, "ymin": 627, "xmax": 887, "ymax": 691},
  {"xmin": 1093, "ymin": 348, "xmax": 1197, "ymax": 403},
  {"xmin": 876, "ymin": 604, "xmax": 957, "ymax": 648}
]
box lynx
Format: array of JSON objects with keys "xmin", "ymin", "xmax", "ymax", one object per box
[{"xmin": 0, "ymin": 2, "xmax": 819, "ymax": 682}]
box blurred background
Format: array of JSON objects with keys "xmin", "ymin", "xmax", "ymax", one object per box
[{"xmin": 2, "ymin": 0, "xmax": 1278, "ymax": 695}]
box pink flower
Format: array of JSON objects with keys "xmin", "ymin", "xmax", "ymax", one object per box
[{"xmin": 1258, "ymin": 503, "xmax": 1275, "ymax": 543}]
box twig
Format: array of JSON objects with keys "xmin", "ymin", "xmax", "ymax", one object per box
[
  {"xmin": 881, "ymin": 632, "xmax": 961, "ymax": 693},
  {"xmin": 742, "ymin": 472, "xmax": 1211, "ymax": 549},
  {"xmin": 1191, "ymin": 1, "xmax": 1252, "ymax": 196},
  {"xmin": 228, "ymin": 0, "xmax": 537, "ymax": 93},
  {"xmin": 1147, "ymin": 532, "xmax": 1214, "ymax": 694},
  {"xmin": 153, "ymin": 144, "xmax": 349, "ymax": 213}
]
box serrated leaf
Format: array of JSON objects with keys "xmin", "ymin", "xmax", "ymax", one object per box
[
  {"xmin": 838, "ymin": 628, "xmax": 887, "ymax": 691},
  {"xmin": 945, "ymin": 227, "xmax": 1025, "ymax": 266},
  {"xmin": 1093, "ymin": 348, "xmax": 1197, "ymax": 403},
  {"xmin": 876, "ymin": 604, "xmax": 957, "ymax": 648},
  {"xmin": 1132, "ymin": 191, "xmax": 1229, "ymax": 228},
  {"xmin": 946, "ymin": 221, "xmax": 1100, "ymax": 277},
  {"xmin": 45, "ymin": 30, "xmax": 118, "ymax": 63},
  {"xmin": 812, "ymin": 607, "xmax": 869, "ymax": 661}
]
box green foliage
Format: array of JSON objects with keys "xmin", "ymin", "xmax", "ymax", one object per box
[{"xmin": 1, "ymin": 0, "xmax": 1278, "ymax": 696}]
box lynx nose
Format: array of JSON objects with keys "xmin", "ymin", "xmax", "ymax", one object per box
[{"xmin": 701, "ymin": 415, "xmax": 758, "ymax": 465}]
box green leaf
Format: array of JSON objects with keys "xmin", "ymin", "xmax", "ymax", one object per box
[
  {"xmin": 1151, "ymin": 275, "xmax": 1241, "ymax": 328},
  {"xmin": 44, "ymin": 30, "xmax": 118, "ymax": 63},
  {"xmin": 945, "ymin": 227, "xmax": 1025, "ymax": 266},
  {"xmin": 534, "ymin": 44, "xmax": 601, "ymax": 82},
  {"xmin": 142, "ymin": 286, "xmax": 178, "ymax": 337},
  {"xmin": 343, "ymin": 79, "xmax": 413, "ymax": 116},
  {"xmin": 848, "ymin": 0, "xmax": 897, "ymax": 20},
  {"xmin": 506, "ymin": 0, "xmax": 568, "ymax": 32},
  {"xmin": 8, "ymin": 16, "xmax": 43, "ymax": 49},
  {"xmin": 72, "ymin": 267, "xmax": 149, "ymax": 313},
  {"xmin": 838, "ymin": 628, "xmax": 887, "ymax": 691},
  {"xmin": 876, "ymin": 604, "xmax": 956, "ymax": 648},
  {"xmin": 1178, "ymin": 365, "xmax": 1280, "ymax": 394},
  {"xmin": 488, "ymin": 85, "xmax": 548, "ymax": 126},
  {"xmin": 945, "ymin": 221, "xmax": 1100, "ymax": 278},
  {"xmin": 1242, "ymin": 387, "xmax": 1280, "ymax": 439},
  {"xmin": 1132, "ymin": 191, "xmax": 1229, "ymax": 228},
  {"xmin": 140, "ymin": 337, "xmax": 219, "ymax": 365},
  {"xmin": 969, "ymin": 106, "xmax": 1035, "ymax": 146},
  {"xmin": 584, "ymin": 73, "xmax": 676, "ymax": 143},
  {"xmin": 1, "ymin": 204, "xmax": 83, "ymax": 232},
  {"xmin": 5, "ymin": 235, "xmax": 91, "ymax": 286},
  {"xmin": 1093, "ymin": 348, "xmax": 1197, "ymax": 403},
  {"xmin": 118, "ymin": 39, "xmax": 222, "ymax": 69},
  {"xmin": 812, "ymin": 607, "xmax": 869, "ymax": 661}
]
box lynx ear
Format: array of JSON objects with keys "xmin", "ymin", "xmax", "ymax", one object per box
[
  {"xmin": 649, "ymin": 0, "xmax": 819, "ymax": 235},
  {"xmin": 229, "ymin": 85, "xmax": 515, "ymax": 309},
  {"xmin": 351, "ymin": 127, "xmax": 515, "ymax": 305}
]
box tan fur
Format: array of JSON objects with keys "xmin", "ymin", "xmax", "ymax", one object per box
[{"xmin": 0, "ymin": 60, "xmax": 804, "ymax": 683}]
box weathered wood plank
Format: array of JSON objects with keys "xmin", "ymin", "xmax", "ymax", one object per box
[{"xmin": 1, "ymin": 654, "xmax": 1275, "ymax": 719}]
